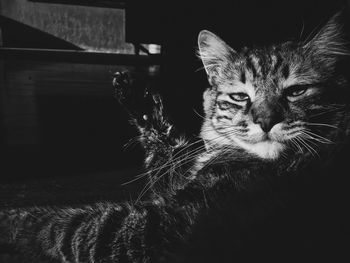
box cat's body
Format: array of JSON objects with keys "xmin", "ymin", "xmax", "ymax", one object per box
[{"xmin": 1, "ymin": 11, "xmax": 350, "ymax": 263}]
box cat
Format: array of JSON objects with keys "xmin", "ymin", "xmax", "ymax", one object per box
[{"xmin": 1, "ymin": 10, "xmax": 350, "ymax": 263}]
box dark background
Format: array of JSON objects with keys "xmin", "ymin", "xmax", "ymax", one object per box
[{"xmin": 0, "ymin": 0, "xmax": 349, "ymax": 204}]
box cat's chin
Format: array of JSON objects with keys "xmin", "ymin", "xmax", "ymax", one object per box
[
  {"xmin": 234, "ymin": 138, "xmax": 285, "ymax": 160},
  {"xmin": 201, "ymin": 128, "xmax": 285, "ymax": 160}
]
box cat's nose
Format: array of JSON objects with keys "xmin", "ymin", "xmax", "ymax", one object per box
[
  {"xmin": 251, "ymin": 103, "xmax": 283, "ymax": 133},
  {"xmin": 254, "ymin": 116, "xmax": 279, "ymax": 133}
]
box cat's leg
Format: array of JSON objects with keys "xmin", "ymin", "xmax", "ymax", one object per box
[
  {"xmin": 0, "ymin": 201, "xmax": 190, "ymax": 263},
  {"xmin": 113, "ymin": 71, "xmax": 201, "ymax": 193},
  {"xmin": 0, "ymin": 162, "xmax": 265, "ymax": 263}
]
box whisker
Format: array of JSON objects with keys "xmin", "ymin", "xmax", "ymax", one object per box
[
  {"xmin": 133, "ymin": 146, "xmax": 211, "ymax": 200},
  {"xmin": 289, "ymin": 138, "xmax": 303, "ymax": 154},
  {"xmin": 122, "ymin": 141, "xmax": 206, "ymax": 186},
  {"xmin": 295, "ymin": 136, "xmax": 319, "ymax": 158},
  {"xmin": 171, "ymin": 139, "xmax": 204, "ymax": 161},
  {"xmin": 299, "ymin": 19, "xmax": 305, "ymax": 40},
  {"xmin": 135, "ymin": 135, "xmax": 234, "ymax": 203},
  {"xmin": 135, "ymin": 146, "xmax": 208, "ymax": 203},
  {"xmin": 308, "ymin": 107, "xmax": 346, "ymax": 118},
  {"xmin": 123, "ymin": 136, "xmax": 142, "ymax": 150},
  {"xmin": 200, "ymin": 127, "xmax": 245, "ymax": 138},
  {"xmin": 294, "ymin": 136, "xmax": 312, "ymax": 157},
  {"xmin": 195, "ymin": 63, "xmax": 221, "ymax": 72},
  {"xmin": 193, "ymin": 109, "xmax": 207, "ymax": 120},
  {"xmin": 181, "ymin": 139, "xmax": 234, "ymax": 177},
  {"xmin": 125, "ymin": 146, "xmax": 203, "ymax": 185},
  {"xmin": 301, "ymin": 130, "xmax": 334, "ymax": 144},
  {"xmin": 132, "ymin": 125, "xmax": 248, "ymax": 202},
  {"xmin": 304, "ymin": 122, "xmax": 341, "ymax": 130}
]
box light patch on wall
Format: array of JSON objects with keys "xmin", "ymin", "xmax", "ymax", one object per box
[{"xmin": 0, "ymin": 0, "xmax": 134, "ymax": 54}]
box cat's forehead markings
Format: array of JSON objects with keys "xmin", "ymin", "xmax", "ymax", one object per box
[
  {"xmin": 270, "ymin": 54, "xmax": 278, "ymax": 67},
  {"xmin": 282, "ymin": 75, "xmax": 298, "ymax": 88},
  {"xmin": 250, "ymin": 55, "xmax": 260, "ymax": 68},
  {"xmin": 245, "ymin": 54, "xmax": 261, "ymax": 77},
  {"xmin": 218, "ymin": 80, "xmax": 256, "ymax": 100},
  {"xmin": 281, "ymin": 65, "xmax": 300, "ymax": 88}
]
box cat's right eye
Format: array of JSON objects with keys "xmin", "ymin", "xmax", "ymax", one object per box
[{"xmin": 229, "ymin": 93, "xmax": 250, "ymax": 102}]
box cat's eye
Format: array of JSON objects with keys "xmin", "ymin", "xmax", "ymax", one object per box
[
  {"xmin": 229, "ymin": 93, "xmax": 250, "ymax": 102},
  {"xmin": 285, "ymin": 85, "xmax": 309, "ymax": 101}
]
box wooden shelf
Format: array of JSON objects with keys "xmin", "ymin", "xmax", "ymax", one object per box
[
  {"xmin": 0, "ymin": 48, "xmax": 162, "ymax": 65},
  {"xmin": 28, "ymin": 0, "xmax": 126, "ymax": 9}
]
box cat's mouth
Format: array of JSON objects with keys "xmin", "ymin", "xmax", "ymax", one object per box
[
  {"xmin": 261, "ymin": 133, "xmax": 272, "ymax": 141},
  {"xmin": 201, "ymin": 125, "xmax": 286, "ymax": 160},
  {"xmin": 234, "ymin": 134, "xmax": 286, "ymax": 160},
  {"xmin": 242, "ymin": 130, "xmax": 281, "ymax": 144}
]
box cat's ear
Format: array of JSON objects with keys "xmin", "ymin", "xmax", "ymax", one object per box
[
  {"xmin": 304, "ymin": 11, "xmax": 349, "ymax": 60},
  {"xmin": 197, "ymin": 30, "xmax": 236, "ymax": 85}
]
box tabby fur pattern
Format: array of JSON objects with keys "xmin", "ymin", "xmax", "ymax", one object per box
[{"xmin": 1, "ymin": 11, "xmax": 350, "ymax": 263}]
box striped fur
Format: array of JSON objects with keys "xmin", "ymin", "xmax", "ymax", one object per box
[
  {"xmin": 198, "ymin": 12, "xmax": 350, "ymax": 160},
  {"xmin": 1, "ymin": 11, "xmax": 350, "ymax": 263}
]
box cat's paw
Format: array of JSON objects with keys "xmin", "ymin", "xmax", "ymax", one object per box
[
  {"xmin": 112, "ymin": 71, "xmax": 133, "ymax": 103},
  {"xmin": 112, "ymin": 70, "xmax": 164, "ymax": 128}
]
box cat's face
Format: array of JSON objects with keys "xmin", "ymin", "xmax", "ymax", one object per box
[{"xmin": 198, "ymin": 13, "xmax": 349, "ymax": 160}]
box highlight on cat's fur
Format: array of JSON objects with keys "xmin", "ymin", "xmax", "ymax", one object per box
[
  {"xmin": 0, "ymin": 11, "xmax": 350, "ymax": 263},
  {"xmin": 198, "ymin": 12, "xmax": 349, "ymax": 160}
]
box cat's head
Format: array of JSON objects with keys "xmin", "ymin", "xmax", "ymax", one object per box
[{"xmin": 198, "ymin": 12, "xmax": 350, "ymax": 160}]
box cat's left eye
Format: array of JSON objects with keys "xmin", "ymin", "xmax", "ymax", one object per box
[
  {"xmin": 285, "ymin": 85, "xmax": 309, "ymax": 100},
  {"xmin": 229, "ymin": 93, "xmax": 250, "ymax": 102}
]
